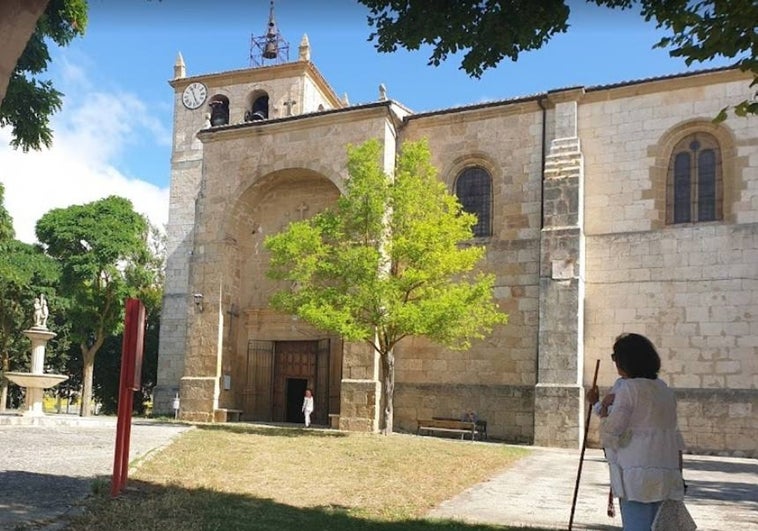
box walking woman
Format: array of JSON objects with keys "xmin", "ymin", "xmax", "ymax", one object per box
[
  {"xmin": 598, "ymin": 333, "xmax": 687, "ymax": 531},
  {"xmin": 301, "ymin": 388, "xmax": 314, "ymax": 428}
]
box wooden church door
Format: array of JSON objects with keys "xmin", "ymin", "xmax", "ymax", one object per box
[{"xmin": 245, "ymin": 339, "xmax": 330, "ymax": 425}]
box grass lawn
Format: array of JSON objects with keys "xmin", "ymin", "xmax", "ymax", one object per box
[{"xmin": 65, "ymin": 424, "xmax": 553, "ymax": 531}]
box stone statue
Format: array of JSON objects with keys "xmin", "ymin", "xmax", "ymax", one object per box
[
  {"xmin": 41, "ymin": 295, "xmax": 49, "ymax": 328},
  {"xmin": 32, "ymin": 294, "xmax": 49, "ymax": 328}
]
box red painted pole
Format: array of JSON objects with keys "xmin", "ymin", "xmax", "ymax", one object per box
[{"xmin": 111, "ymin": 298, "xmax": 145, "ymax": 497}]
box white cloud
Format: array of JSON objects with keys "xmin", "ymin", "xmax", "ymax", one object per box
[{"xmin": 0, "ymin": 69, "xmax": 170, "ymax": 244}]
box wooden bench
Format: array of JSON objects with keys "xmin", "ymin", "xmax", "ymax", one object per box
[
  {"xmin": 213, "ymin": 408, "xmax": 243, "ymax": 422},
  {"xmin": 417, "ymin": 418, "xmax": 484, "ymax": 441},
  {"xmin": 434, "ymin": 417, "xmax": 488, "ymax": 441}
]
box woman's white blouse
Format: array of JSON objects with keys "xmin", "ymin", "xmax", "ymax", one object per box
[
  {"xmin": 600, "ymin": 378, "xmax": 686, "ymax": 502},
  {"xmin": 302, "ymin": 396, "xmax": 314, "ymax": 412}
]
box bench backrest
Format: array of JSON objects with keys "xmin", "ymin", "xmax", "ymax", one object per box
[{"xmin": 419, "ymin": 419, "xmax": 476, "ymax": 430}]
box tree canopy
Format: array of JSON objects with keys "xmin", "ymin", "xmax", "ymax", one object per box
[
  {"xmin": 0, "ymin": 0, "xmax": 87, "ymax": 151},
  {"xmin": 266, "ymin": 139, "xmax": 507, "ymax": 432},
  {"xmin": 359, "ymin": 0, "xmax": 757, "ymax": 117},
  {"xmin": 36, "ymin": 195, "xmax": 150, "ymax": 415}
]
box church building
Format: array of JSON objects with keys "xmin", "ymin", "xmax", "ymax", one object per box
[{"xmin": 155, "ymin": 11, "xmax": 757, "ymax": 456}]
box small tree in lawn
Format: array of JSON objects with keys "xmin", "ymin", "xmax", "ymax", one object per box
[{"xmin": 265, "ymin": 139, "xmax": 507, "ymax": 433}]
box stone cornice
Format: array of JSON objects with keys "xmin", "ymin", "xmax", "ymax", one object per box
[
  {"xmin": 406, "ymin": 96, "xmax": 543, "ymax": 127},
  {"xmin": 169, "ymin": 60, "xmax": 343, "ymax": 108},
  {"xmin": 546, "ymin": 87, "xmax": 585, "ymax": 106},
  {"xmin": 197, "ymin": 101, "xmax": 395, "ymax": 143},
  {"xmin": 583, "ymin": 67, "xmax": 751, "ymax": 103}
]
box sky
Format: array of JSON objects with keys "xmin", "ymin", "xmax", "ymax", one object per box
[{"xmin": 0, "ymin": 0, "xmax": 737, "ymax": 244}]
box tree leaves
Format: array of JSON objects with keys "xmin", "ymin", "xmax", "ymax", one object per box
[
  {"xmin": 359, "ymin": 0, "xmax": 757, "ymax": 116},
  {"xmin": 0, "ymin": 0, "xmax": 87, "ymax": 151},
  {"xmin": 360, "ymin": 0, "xmax": 570, "ymax": 78},
  {"xmin": 35, "ymin": 195, "xmax": 151, "ymax": 415},
  {"xmin": 265, "ymin": 139, "xmax": 507, "ymax": 354}
]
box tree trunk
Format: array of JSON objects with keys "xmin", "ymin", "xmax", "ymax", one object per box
[
  {"xmin": 381, "ymin": 348, "xmax": 395, "ymax": 435},
  {"xmin": 0, "ymin": 353, "xmax": 9, "ymax": 411},
  {"xmin": 80, "ymin": 359, "xmax": 94, "ymax": 416},
  {"xmin": 0, "ymin": 382, "xmax": 6, "ymax": 411},
  {"xmin": 0, "ymin": 0, "xmax": 49, "ymax": 105},
  {"xmin": 79, "ymin": 345, "xmax": 97, "ymax": 416}
]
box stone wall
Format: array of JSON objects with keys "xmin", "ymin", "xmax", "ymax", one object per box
[
  {"xmin": 154, "ymin": 76, "xmax": 208, "ymax": 414},
  {"xmin": 394, "ymin": 101, "xmax": 543, "ymax": 441},
  {"xmin": 160, "ymin": 59, "xmax": 757, "ymax": 455},
  {"xmin": 581, "ymin": 69, "xmax": 757, "ymax": 457},
  {"xmin": 172, "ymin": 105, "xmax": 399, "ymax": 421},
  {"xmin": 394, "ymin": 383, "xmax": 534, "ymax": 443}
]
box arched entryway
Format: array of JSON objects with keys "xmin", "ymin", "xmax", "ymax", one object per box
[{"xmin": 222, "ymin": 168, "xmax": 345, "ymax": 425}]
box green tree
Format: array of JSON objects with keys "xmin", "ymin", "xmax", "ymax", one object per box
[
  {"xmin": 94, "ymin": 224, "xmax": 165, "ymax": 415},
  {"xmin": 0, "ymin": 0, "xmax": 87, "ymax": 151},
  {"xmin": 265, "ymin": 139, "xmax": 507, "ymax": 433},
  {"xmin": 93, "ymin": 305, "xmax": 161, "ymax": 416},
  {"xmin": 35, "ymin": 195, "xmax": 149, "ymax": 416},
  {"xmin": 359, "ymin": 0, "xmax": 757, "ymax": 117},
  {"xmin": 0, "ymin": 183, "xmax": 14, "ymax": 242},
  {"xmin": 0, "ymin": 184, "xmax": 60, "ymax": 410}
]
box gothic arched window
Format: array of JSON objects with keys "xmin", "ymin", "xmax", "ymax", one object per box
[
  {"xmin": 455, "ymin": 166, "xmax": 492, "ymax": 237},
  {"xmin": 666, "ymin": 133, "xmax": 723, "ymax": 224}
]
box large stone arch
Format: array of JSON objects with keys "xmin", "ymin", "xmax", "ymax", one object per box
[
  {"xmin": 219, "ymin": 166, "xmax": 341, "ymax": 306},
  {"xmin": 214, "ymin": 167, "xmax": 343, "ymax": 423}
]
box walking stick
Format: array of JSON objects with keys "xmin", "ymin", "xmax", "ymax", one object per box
[{"xmin": 568, "ymin": 359, "xmax": 601, "ymax": 531}]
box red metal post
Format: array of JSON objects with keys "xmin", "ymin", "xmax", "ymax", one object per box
[{"xmin": 111, "ymin": 298, "xmax": 146, "ymax": 497}]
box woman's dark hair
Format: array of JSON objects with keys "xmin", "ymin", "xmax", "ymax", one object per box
[{"xmin": 612, "ymin": 333, "xmax": 660, "ymax": 379}]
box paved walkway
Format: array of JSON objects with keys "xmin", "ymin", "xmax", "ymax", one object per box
[
  {"xmin": 1, "ymin": 415, "xmax": 756, "ymax": 530},
  {"xmin": 0, "ymin": 415, "xmax": 191, "ymax": 530},
  {"xmin": 428, "ymin": 446, "xmax": 758, "ymax": 530}
]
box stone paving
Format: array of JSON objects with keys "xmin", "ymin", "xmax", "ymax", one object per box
[
  {"xmin": 1, "ymin": 415, "xmax": 756, "ymax": 530},
  {"xmin": 428, "ymin": 446, "xmax": 758, "ymax": 530},
  {"xmin": 0, "ymin": 415, "xmax": 191, "ymax": 530}
]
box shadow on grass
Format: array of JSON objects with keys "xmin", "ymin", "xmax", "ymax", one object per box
[
  {"xmin": 65, "ymin": 479, "xmax": 550, "ymax": 531},
  {"xmin": 195, "ymin": 423, "xmax": 349, "ymax": 438}
]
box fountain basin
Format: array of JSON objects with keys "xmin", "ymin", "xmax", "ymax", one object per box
[{"xmin": 4, "ymin": 372, "xmax": 68, "ymax": 388}]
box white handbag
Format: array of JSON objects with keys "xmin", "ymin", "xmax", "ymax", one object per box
[{"xmin": 652, "ymin": 499, "xmax": 697, "ymax": 531}]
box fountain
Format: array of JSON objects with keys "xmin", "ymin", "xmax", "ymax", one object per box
[{"xmin": 4, "ymin": 295, "xmax": 68, "ymax": 416}]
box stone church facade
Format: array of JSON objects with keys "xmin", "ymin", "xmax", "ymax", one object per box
[{"xmin": 155, "ymin": 36, "xmax": 757, "ymax": 456}]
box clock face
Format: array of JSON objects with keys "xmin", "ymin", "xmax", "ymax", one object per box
[{"xmin": 182, "ymin": 82, "xmax": 207, "ymax": 110}]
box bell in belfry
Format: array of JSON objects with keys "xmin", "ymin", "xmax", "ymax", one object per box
[
  {"xmin": 263, "ymin": 37, "xmax": 278, "ymax": 59},
  {"xmin": 262, "ymin": 1, "xmax": 279, "ymax": 59}
]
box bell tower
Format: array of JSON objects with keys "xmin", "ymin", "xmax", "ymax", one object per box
[
  {"xmin": 155, "ymin": 0, "xmax": 345, "ymax": 420},
  {"xmin": 250, "ymin": 0, "xmax": 289, "ymax": 67}
]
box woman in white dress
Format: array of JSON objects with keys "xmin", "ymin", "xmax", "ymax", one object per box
[{"xmin": 301, "ymin": 388, "xmax": 314, "ymax": 427}]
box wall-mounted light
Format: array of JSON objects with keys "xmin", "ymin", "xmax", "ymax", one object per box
[{"xmin": 193, "ymin": 293, "xmax": 204, "ymax": 312}]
